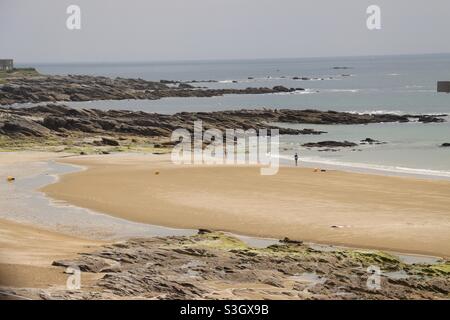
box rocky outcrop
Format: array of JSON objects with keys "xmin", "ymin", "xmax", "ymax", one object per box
[
  {"xmin": 302, "ymin": 141, "xmax": 358, "ymax": 148},
  {"xmin": 95, "ymin": 137, "xmax": 120, "ymax": 146},
  {"xmin": 275, "ymin": 110, "xmax": 446, "ymax": 124},
  {"xmin": 0, "ymin": 75, "xmax": 301, "ymax": 105},
  {"xmin": 409, "ymin": 115, "xmax": 447, "ymax": 123},
  {"xmin": 0, "ymin": 105, "xmax": 318, "ymax": 138},
  {"xmin": 0, "ymin": 105, "xmax": 446, "ymax": 140},
  {"xmin": 360, "ymin": 138, "xmax": 387, "ymax": 145},
  {"xmin": 0, "ymin": 113, "xmax": 51, "ymax": 137},
  {"xmin": 52, "ymin": 256, "xmax": 121, "ymax": 273},
  {"xmin": 332, "ymin": 66, "xmax": 352, "ymax": 70},
  {"xmin": 6, "ymin": 231, "xmax": 448, "ymax": 300}
]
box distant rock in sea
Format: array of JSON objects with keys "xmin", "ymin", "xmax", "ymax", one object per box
[
  {"xmin": 360, "ymin": 138, "xmax": 387, "ymax": 145},
  {"xmin": 332, "ymin": 66, "xmax": 352, "ymax": 70},
  {"xmin": 302, "ymin": 141, "xmax": 358, "ymax": 148}
]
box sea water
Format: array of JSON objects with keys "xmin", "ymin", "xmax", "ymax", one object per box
[{"xmin": 16, "ymin": 54, "xmax": 450, "ymax": 178}]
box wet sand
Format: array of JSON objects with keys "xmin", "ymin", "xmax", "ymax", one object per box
[
  {"xmin": 0, "ymin": 152, "xmax": 104, "ymax": 291},
  {"xmin": 0, "ymin": 218, "xmax": 102, "ymax": 290},
  {"xmin": 42, "ymin": 153, "xmax": 450, "ymax": 258}
]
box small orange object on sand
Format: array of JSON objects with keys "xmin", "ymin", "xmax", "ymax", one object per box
[{"xmin": 7, "ymin": 176, "xmax": 15, "ymax": 182}]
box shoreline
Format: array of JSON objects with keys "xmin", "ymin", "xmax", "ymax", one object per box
[
  {"xmin": 1, "ymin": 151, "xmax": 449, "ymax": 299},
  {"xmin": 281, "ymin": 156, "xmax": 450, "ymax": 181},
  {"xmin": 2, "ymin": 151, "xmax": 449, "ymax": 257},
  {"xmin": 0, "ymin": 153, "xmax": 195, "ymax": 241},
  {"xmin": 40, "ymin": 152, "xmax": 450, "ymax": 258}
]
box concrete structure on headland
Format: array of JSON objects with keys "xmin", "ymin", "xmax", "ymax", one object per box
[
  {"xmin": 0, "ymin": 59, "xmax": 14, "ymax": 71},
  {"xmin": 437, "ymin": 81, "xmax": 450, "ymax": 93}
]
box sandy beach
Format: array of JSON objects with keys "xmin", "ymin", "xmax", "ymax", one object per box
[
  {"xmin": 0, "ymin": 218, "xmax": 102, "ymax": 294},
  {"xmin": 41, "ymin": 153, "xmax": 450, "ymax": 258},
  {"xmin": 3, "ymin": 4, "xmax": 450, "ymax": 302},
  {"xmin": 1, "ymin": 152, "xmax": 449, "ymax": 299},
  {"xmin": 0, "ymin": 152, "xmax": 104, "ymax": 295}
]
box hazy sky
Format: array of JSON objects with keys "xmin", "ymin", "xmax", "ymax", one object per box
[{"xmin": 1, "ymin": 0, "xmax": 450, "ymax": 63}]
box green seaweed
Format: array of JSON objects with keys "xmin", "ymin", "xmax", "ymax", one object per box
[
  {"xmin": 0, "ymin": 68, "xmax": 40, "ymax": 81},
  {"xmin": 424, "ymin": 263, "xmax": 450, "ymax": 275},
  {"xmin": 342, "ymin": 250, "xmax": 401, "ymax": 269},
  {"xmin": 194, "ymin": 231, "xmax": 249, "ymax": 250}
]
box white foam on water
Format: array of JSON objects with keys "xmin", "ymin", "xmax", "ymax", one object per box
[
  {"xmin": 344, "ymin": 109, "xmax": 447, "ymax": 116},
  {"xmin": 345, "ymin": 109, "xmax": 405, "ymax": 115},
  {"xmin": 218, "ymin": 80, "xmax": 235, "ymax": 83},
  {"xmin": 326, "ymin": 89, "xmax": 360, "ymax": 93},
  {"xmin": 276, "ymin": 154, "xmax": 450, "ymax": 180},
  {"xmin": 272, "ymin": 88, "xmax": 317, "ymax": 95}
]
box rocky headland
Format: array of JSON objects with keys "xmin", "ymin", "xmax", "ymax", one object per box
[
  {"xmin": 0, "ymin": 74, "xmax": 302, "ymax": 105},
  {"xmin": 1, "ymin": 105, "xmax": 445, "ymax": 139},
  {"xmin": 0, "ymin": 104, "xmax": 446, "ymax": 154}
]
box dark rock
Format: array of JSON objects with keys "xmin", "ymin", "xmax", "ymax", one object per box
[
  {"xmin": 280, "ymin": 237, "xmax": 303, "ymax": 245},
  {"xmin": 332, "ymin": 66, "xmax": 352, "ymax": 70},
  {"xmin": 0, "ymin": 114, "xmax": 50, "ymax": 137},
  {"xmin": 360, "ymin": 138, "xmax": 387, "ymax": 145},
  {"xmin": 160, "ymin": 79, "xmax": 179, "ymax": 84},
  {"xmin": 100, "ymin": 137, "xmax": 120, "ymax": 146},
  {"xmin": 178, "ymin": 83, "xmax": 195, "ymax": 89},
  {"xmin": 416, "ymin": 115, "xmax": 446, "ymax": 123},
  {"xmin": 42, "ymin": 116, "xmax": 68, "ymax": 130},
  {"xmin": 298, "ymin": 128, "xmax": 327, "ymax": 135},
  {"xmin": 198, "ymin": 229, "xmax": 212, "ymax": 234},
  {"xmin": 303, "ymin": 141, "xmax": 358, "ymax": 148},
  {"xmin": 272, "ymin": 86, "xmax": 293, "ymax": 93},
  {"xmin": 361, "ymin": 138, "xmax": 377, "ymax": 143}
]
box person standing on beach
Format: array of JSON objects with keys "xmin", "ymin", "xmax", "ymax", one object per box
[{"xmin": 294, "ymin": 153, "xmax": 299, "ymax": 166}]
